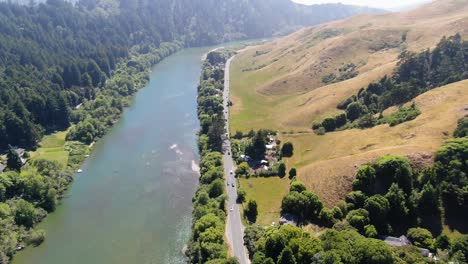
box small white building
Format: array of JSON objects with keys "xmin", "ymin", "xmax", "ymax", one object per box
[
  {"xmin": 382, "ymin": 235, "xmax": 411, "ymax": 247},
  {"xmin": 14, "ymin": 148, "xmax": 25, "ymax": 157}
]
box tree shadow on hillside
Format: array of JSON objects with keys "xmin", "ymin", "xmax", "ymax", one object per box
[
  {"xmin": 419, "ymin": 213, "xmax": 443, "ymax": 237},
  {"xmin": 444, "ymin": 209, "xmax": 468, "ymax": 234}
]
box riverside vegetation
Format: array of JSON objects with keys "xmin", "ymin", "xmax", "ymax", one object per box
[
  {"xmin": 186, "ymin": 50, "xmax": 238, "ymax": 263},
  {"xmin": 0, "ymin": 40, "xmax": 181, "ymax": 264},
  {"xmin": 0, "ymin": 0, "xmax": 381, "ymax": 262}
]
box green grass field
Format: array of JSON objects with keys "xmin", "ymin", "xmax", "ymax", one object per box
[
  {"xmin": 229, "ymin": 54, "xmax": 292, "ymax": 133},
  {"xmin": 239, "ymin": 176, "xmax": 290, "ymax": 226},
  {"xmin": 29, "ymin": 130, "xmax": 69, "ymax": 167}
]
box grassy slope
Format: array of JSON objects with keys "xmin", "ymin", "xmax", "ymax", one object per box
[
  {"xmin": 29, "ymin": 130, "xmax": 69, "ymax": 167},
  {"xmin": 239, "ymin": 177, "xmax": 291, "ymax": 226},
  {"xmin": 230, "ymin": 0, "xmax": 468, "ymax": 206},
  {"xmin": 284, "ymin": 81, "xmax": 468, "ymax": 206}
]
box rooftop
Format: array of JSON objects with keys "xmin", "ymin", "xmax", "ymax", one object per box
[
  {"xmin": 382, "ymin": 235, "xmax": 411, "ymax": 247},
  {"xmin": 14, "ymin": 148, "xmax": 25, "ymax": 156}
]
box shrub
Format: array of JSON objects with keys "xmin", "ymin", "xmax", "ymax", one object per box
[
  {"xmin": 337, "ymin": 96, "xmax": 355, "ymax": 110},
  {"xmin": 288, "ymin": 168, "xmax": 297, "ymax": 179},
  {"xmin": 435, "ymin": 234, "xmax": 451, "ymax": 250},
  {"xmin": 320, "ymin": 208, "xmax": 337, "ymax": 227},
  {"xmin": 356, "ymin": 114, "xmax": 376, "ymax": 128},
  {"xmin": 346, "ymin": 102, "xmax": 367, "ymax": 121},
  {"xmin": 345, "ymin": 191, "xmax": 367, "ymax": 209},
  {"xmin": 290, "ymin": 181, "xmax": 306, "ymax": 193},
  {"xmin": 233, "ymin": 130, "xmax": 244, "ymax": 139},
  {"xmin": 315, "ymin": 127, "xmax": 326, "ymax": 135},
  {"xmin": 453, "ymin": 117, "xmax": 468, "ymax": 138},
  {"xmin": 278, "ymin": 162, "xmax": 287, "ymax": 177},
  {"xmin": 383, "ymin": 104, "xmax": 421, "ymax": 127},
  {"xmin": 235, "ymin": 162, "xmax": 250, "ymax": 178},
  {"xmin": 209, "ymin": 179, "xmax": 225, "ymax": 198},
  {"xmin": 334, "ymin": 112, "xmax": 347, "ymax": 128},
  {"xmin": 407, "ymin": 227, "xmax": 434, "ymax": 249},
  {"xmin": 322, "ymin": 73, "xmax": 337, "ymax": 84},
  {"xmin": 312, "ymin": 122, "xmax": 322, "ymax": 130},
  {"xmin": 13, "ymin": 199, "xmax": 42, "ymax": 228},
  {"xmin": 26, "ymin": 229, "xmax": 46, "ymax": 246},
  {"xmin": 322, "ymin": 117, "xmax": 336, "ymax": 132},
  {"xmin": 450, "ymin": 235, "xmax": 468, "ymax": 261},
  {"xmin": 352, "ymin": 165, "xmax": 377, "ymax": 194},
  {"xmin": 346, "ymin": 208, "xmax": 370, "ymax": 232},
  {"xmin": 237, "ymin": 188, "xmax": 246, "ymax": 203},
  {"xmin": 244, "ymin": 200, "xmax": 258, "ymax": 223},
  {"xmin": 281, "ymin": 142, "xmax": 294, "ymax": 157},
  {"xmin": 364, "ymin": 224, "xmax": 378, "ymax": 238},
  {"xmin": 364, "ymin": 195, "xmax": 389, "ymax": 232}
]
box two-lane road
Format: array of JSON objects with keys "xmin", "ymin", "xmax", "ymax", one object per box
[{"xmin": 223, "ymin": 56, "xmax": 250, "ymax": 264}]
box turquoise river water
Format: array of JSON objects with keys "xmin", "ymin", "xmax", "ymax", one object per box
[{"xmin": 14, "ymin": 47, "xmax": 212, "ymax": 264}]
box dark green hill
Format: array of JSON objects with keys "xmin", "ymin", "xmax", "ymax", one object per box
[{"xmin": 0, "ymin": 0, "xmax": 381, "ymax": 149}]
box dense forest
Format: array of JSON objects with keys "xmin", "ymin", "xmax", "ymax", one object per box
[
  {"xmin": 314, "ymin": 34, "xmax": 468, "ymax": 133},
  {"xmin": 0, "ymin": 0, "xmax": 380, "ymax": 150}
]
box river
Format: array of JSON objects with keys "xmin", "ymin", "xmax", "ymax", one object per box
[{"xmin": 14, "ymin": 47, "xmax": 211, "ymax": 264}]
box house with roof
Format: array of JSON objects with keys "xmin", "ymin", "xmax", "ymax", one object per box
[
  {"xmin": 382, "ymin": 235, "xmax": 411, "ymax": 247},
  {"xmin": 382, "ymin": 235, "xmax": 431, "ymax": 258},
  {"xmin": 0, "ymin": 164, "xmax": 5, "ymax": 174}
]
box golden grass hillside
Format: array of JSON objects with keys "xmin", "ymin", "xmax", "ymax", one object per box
[
  {"xmin": 230, "ymin": 0, "xmax": 468, "ymax": 132},
  {"xmin": 229, "ymin": 0, "xmax": 468, "ymax": 206},
  {"xmin": 282, "ymin": 80, "xmax": 468, "ymax": 206}
]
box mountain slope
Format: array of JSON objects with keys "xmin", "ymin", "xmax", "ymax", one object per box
[
  {"xmin": 0, "ymin": 0, "xmax": 381, "ymax": 149},
  {"xmin": 229, "ymin": 0, "xmax": 468, "ymax": 205}
]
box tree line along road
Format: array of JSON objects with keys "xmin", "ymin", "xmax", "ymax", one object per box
[{"xmin": 222, "ymin": 56, "xmax": 250, "ymax": 264}]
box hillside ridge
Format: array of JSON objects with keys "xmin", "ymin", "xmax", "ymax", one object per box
[{"xmin": 229, "ymin": 0, "xmax": 468, "ymax": 206}]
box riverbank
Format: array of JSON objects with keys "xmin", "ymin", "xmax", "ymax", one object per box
[
  {"xmin": 12, "ymin": 48, "xmax": 206, "ymax": 264},
  {"xmin": 1, "ymin": 42, "xmax": 183, "ymax": 264}
]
